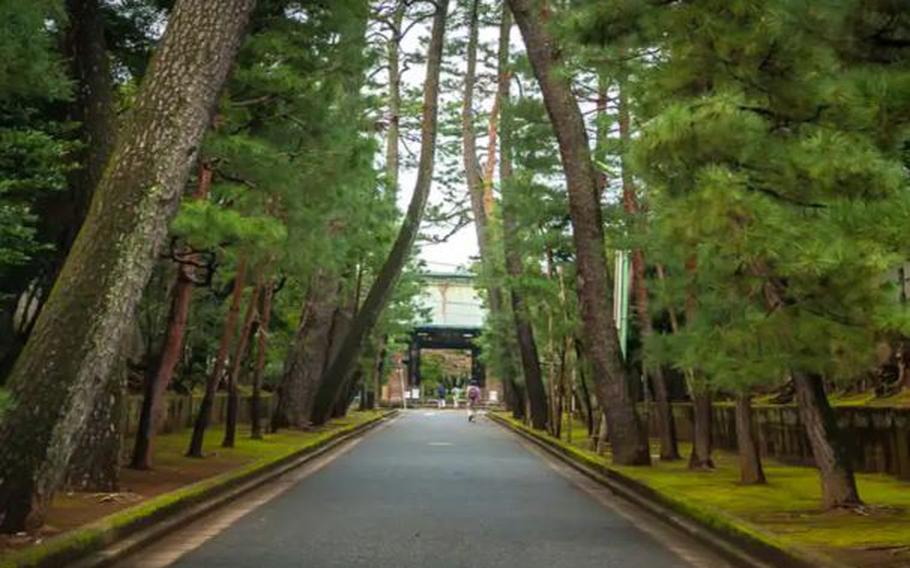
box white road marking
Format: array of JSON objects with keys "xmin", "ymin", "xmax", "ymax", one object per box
[{"xmin": 427, "ymin": 442, "xmax": 453, "ymax": 446}]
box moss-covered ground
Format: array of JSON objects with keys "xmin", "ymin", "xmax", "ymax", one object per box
[
  {"xmin": 0, "ymin": 410, "xmax": 385, "ymax": 567},
  {"xmin": 498, "ymin": 414, "xmax": 910, "ymax": 567}
]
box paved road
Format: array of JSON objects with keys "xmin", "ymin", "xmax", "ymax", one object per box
[{"xmin": 132, "ymin": 411, "xmax": 730, "ymax": 568}]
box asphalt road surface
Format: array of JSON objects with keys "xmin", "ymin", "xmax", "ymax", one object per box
[{"xmin": 128, "ymin": 410, "xmax": 732, "ymax": 568}]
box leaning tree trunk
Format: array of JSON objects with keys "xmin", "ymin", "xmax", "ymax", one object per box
[
  {"xmin": 131, "ymin": 163, "xmax": 212, "ymax": 470},
  {"xmin": 509, "ymin": 0, "xmax": 649, "ymax": 465},
  {"xmin": 271, "ymin": 272, "xmax": 340, "ymax": 430},
  {"xmin": 309, "ymin": 289, "xmax": 356, "ymax": 421},
  {"xmin": 65, "ymin": 359, "xmax": 126, "ymax": 492},
  {"xmin": 187, "ymin": 257, "xmax": 248, "ymax": 457},
  {"xmin": 309, "ymin": 0, "xmax": 449, "ymax": 426},
  {"xmin": 794, "ymin": 371, "xmax": 862, "ymax": 509},
  {"xmin": 735, "ymin": 393, "xmax": 766, "ymax": 485},
  {"xmin": 0, "ymin": 0, "xmax": 255, "ymax": 531},
  {"xmin": 223, "ymin": 281, "xmax": 261, "ymax": 448},
  {"xmin": 250, "ymin": 279, "xmax": 274, "ymax": 440}
]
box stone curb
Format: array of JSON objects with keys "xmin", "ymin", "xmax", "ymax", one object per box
[
  {"xmin": 2, "ymin": 411, "xmax": 397, "ymax": 568},
  {"xmin": 489, "ymin": 413, "xmax": 849, "ymax": 568}
]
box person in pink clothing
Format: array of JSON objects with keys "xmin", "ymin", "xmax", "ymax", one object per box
[{"xmin": 466, "ymin": 380, "xmax": 481, "ymax": 422}]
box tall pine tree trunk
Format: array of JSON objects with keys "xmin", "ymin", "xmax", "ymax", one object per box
[
  {"xmin": 0, "ymin": 0, "xmax": 255, "ymax": 531},
  {"xmin": 131, "ymin": 163, "xmax": 212, "ymax": 470},
  {"xmin": 384, "ymin": 1, "xmax": 404, "ymax": 193},
  {"xmin": 272, "ymin": 272, "xmax": 340, "ymax": 430},
  {"xmin": 794, "ymin": 372, "xmax": 862, "ymax": 509},
  {"xmin": 187, "ymin": 257, "xmax": 248, "ymax": 457},
  {"xmin": 310, "ymin": 0, "xmax": 449, "ymax": 426},
  {"xmin": 688, "ymin": 388, "xmax": 715, "ymax": 469},
  {"xmin": 496, "ymin": 2, "xmax": 545, "ymax": 428},
  {"xmin": 735, "ymin": 393, "xmax": 766, "ymax": 485},
  {"xmin": 250, "ymin": 279, "xmax": 274, "ymax": 439},
  {"xmin": 618, "ymin": 84, "xmax": 679, "ymax": 461},
  {"xmin": 509, "ymin": 0, "xmax": 649, "ymax": 465},
  {"xmin": 461, "ymin": 0, "xmax": 529, "ymax": 426},
  {"xmin": 223, "ymin": 281, "xmax": 261, "ymax": 448}
]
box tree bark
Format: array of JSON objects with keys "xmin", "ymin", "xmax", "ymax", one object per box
[
  {"xmin": 0, "ymin": 0, "xmax": 255, "ymax": 531},
  {"xmin": 384, "ymin": 1, "xmax": 404, "ymax": 193},
  {"xmin": 734, "ymin": 394, "xmax": 766, "ymax": 485},
  {"xmin": 65, "ymin": 360, "xmax": 126, "ymax": 492},
  {"xmin": 509, "ymin": 0, "xmax": 649, "ymax": 465},
  {"xmin": 688, "ymin": 389, "xmax": 715, "ymax": 469},
  {"xmin": 310, "ymin": 0, "xmax": 449, "ymax": 426},
  {"xmin": 794, "ymin": 371, "xmax": 862, "ymax": 509},
  {"xmin": 187, "ymin": 257, "xmax": 248, "ymax": 457},
  {"xmin": 494, "ymin": 2, "xmax": 546, "ymax": 429},
  {"xmin": 250, "ymin": 279, "xmax": 274, "ymax": 439},
  {"xmin": 131, "ymin": 163, "xmax": 213, "ymax": 470},
  {"xmin": 311, "ymin": 286, "xmax": 358, "ymax": 421},
  {"xmin": 271, "ymin": 271, "xmax": 340, "ymax": 430},
  {"xmin": 223, "ymin": 281, "xmax": 261, "ymax": 448},
  {"xmin": 459, "ymin": 0, "xmax": 528, "ymax": 426},
  {"xmin": 617, "ymin": 83, "xmax": 679, "ymax": 461}
]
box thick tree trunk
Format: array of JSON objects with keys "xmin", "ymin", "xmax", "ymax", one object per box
[
  {"xmin": 131, "ymin": 163, "xmax": 212, "ymax": 470},
  {"xmin": 735, "ymin": 394, "xmax": 766, "ymax": 485},
  {"xmin": 250, "ymin": 280, "xmax": 274, "ymax": 439},
  {"xmin": 308, "ymin": 285, "xmax": 357, "ymax": 422},
  {"xmin": 688, "ymin": 389, "xmax": 715, "ymax": 469},
  {"xmin": 793, "ymin": 371, "xmax": 862, "ymax": 509},
  {"xmin": 271, "ymin": 272, "xmax": 340, "ymax": 430},
  {"xmin": 509, "ymin": 0, "xmax": 649, "ymax": 465},
  {"xmin": 0, "ymin": 0, "xmax": 255, "ymax": 531},
  {"xmin": 65, "ymin": 360, "xmax": 126, "ymax": 492},
  {"xmin": 223, "ymin": 282, "xmax": 261, "ymax": 448},
  {"xmin": 187, "ymin": 257, "xmax": 248, "ymax": 457},
  {"xmin": 310, "ymin": 0, "xmax": 449, "ymax": 426}
]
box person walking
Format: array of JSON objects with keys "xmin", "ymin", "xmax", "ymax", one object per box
[
  {"xmin": 466, "ymin": 381, "xmax": 481, "ymax": 422},
  {"xmin": 436, "ymin": 383, "xmax": 447, "ymax": 409},
  {"xmin": 451, "ymin": 385, "xmax": 461, "ymax": 409}
]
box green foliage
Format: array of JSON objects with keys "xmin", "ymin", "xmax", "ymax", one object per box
[
  {"xmin": 0, "ymin": 0, "xmax": 69, "ymax": 101},
  {"xmin": 577, "ymin": 0, "xmax": 910, "ymax": 394}
]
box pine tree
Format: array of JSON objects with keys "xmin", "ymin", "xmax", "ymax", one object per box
[{"xmin": 0, "ymin": 0, "xmax": 256, "ymax": 530}]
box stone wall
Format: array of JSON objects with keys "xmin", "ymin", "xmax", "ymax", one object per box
[
  {"xmin": 124, "ymin": 393, "xmax": 273, "ymax": 435},
  {"xmin": 647, "ymin": 403, "xmax": 910, "ymax": 480}
]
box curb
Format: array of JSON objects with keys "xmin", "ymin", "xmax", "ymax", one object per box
[
  {"xmin": 489, "ymin": 413, "xmax": 848, "ymax": 568},
  {"xmin": 3, "ymin": 411, "xmax": 397, "ymax": 568}
]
